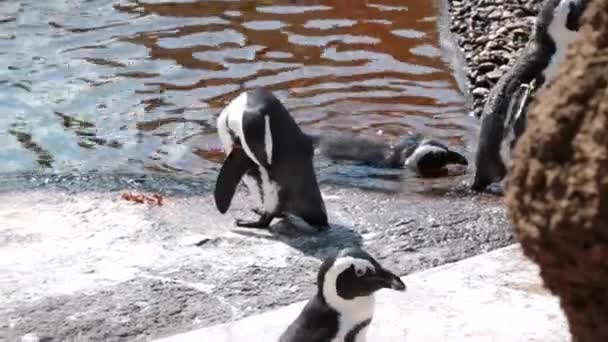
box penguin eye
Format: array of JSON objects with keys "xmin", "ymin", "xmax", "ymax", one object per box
[{"xmin": 355, "ymin": 267, "xmax": 365, "ymax": 277}]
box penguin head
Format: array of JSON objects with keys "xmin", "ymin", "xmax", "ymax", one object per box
[
  {"xmin": 542, "ymin": 0, "xmax": 586, "ymax": 36},
  {"xmin": 560, "ymin": 0, "xmax": 586, "ymax": 31},
  {"xmin": 318, "ymin": 248, "xmax": 405, "ymax": 308},
  {"xmin": 402, "ymin": 139, "xmax": 468, "ymax": 175}
]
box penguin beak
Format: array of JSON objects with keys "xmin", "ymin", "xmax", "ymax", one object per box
[{"xmin": 370, "ymin": 268, "xmax": 406, "ymax": 291}]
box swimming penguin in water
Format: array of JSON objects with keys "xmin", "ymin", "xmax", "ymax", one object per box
[
  {"xmin": 215, "ymin": 88, "xmax": 328, "ymax": 230},
  {"xmin": 472, "ymin": 0, "xmax": 588, "ymax": 194},
  {"xmin": 279, "ymin": 248, "xmax": 406, "ymax": 342},
  {"xmin": 314, "ymin": 132, "xmax": 468, "ymax": 176}
]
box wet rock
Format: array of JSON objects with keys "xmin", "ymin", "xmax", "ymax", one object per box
[
  {"xmin": 478, "ymin": 62, "xmax": 496, "ymax": 72},
  {"xmin": 495, "ymin": 27, "xmax": 508, "ymax": 37},
  {"xmin": 472, "ymin": 87, "xmax": 490, "ymax": 97},
  {"xmin": 447, "ymin": 0, "xmax": 541, "ymax": 116},
  {"xmin": 501, "ymin": 11, "xmax": 514, "ymax": 19},
  {"xmin": 486, "ymin": 69, "xmax": 503, "ymax": 81},
  {"xmin": 488, "ymin": 9, "xmax": 502, "ymax": 19},
  {"xmin": 474, "ymin": 36, "xmax": 488, "ymax": 44},
  {"xmin": 506, "ymin": 1, "xmax": 608, "ymax": 340}
]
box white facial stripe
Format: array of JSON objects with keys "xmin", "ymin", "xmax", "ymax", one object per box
[
  {"xmin": 544, "ymin": 0, "xmax": 581, "ymax": 84},
  {"xmin": 229, "ymin": 96, "xmax": 263, "ymax": 168},
  {"xmin": 323, "ymin": 257, "xmax": 375, "ymax": 306},
  {"xmin": 217, "ymin": 93, "xmax": 244, "ymax": 156},
  {"xmin": 216, "ymin": 91, "xmax": 263, "ymax": 167},
  {"xmin": 404, "ymin": 144, "xmax": 445, "ymax": 169},
  {"xmin": 264, "ymin": 115, "xmax": 273, "ymax": 165},
  {"xmin": 323, "ymin": 257, "xmax": 376, "ymax": 342}
]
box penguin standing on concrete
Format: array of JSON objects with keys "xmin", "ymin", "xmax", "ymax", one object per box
[
  {"xmin": 315, "ymin": 132, "xmax": 468, "ymax": 176},
  {"xmin": 215, "ymin": 88, "xmax": 328, "ymax": 230},
  {"xmin": 279, "ymin": 248, "xmax": 406, "ymax": 342},
  {"xmin": 472, "ymin": 0, "xmax": 588, "ymax": 193}
]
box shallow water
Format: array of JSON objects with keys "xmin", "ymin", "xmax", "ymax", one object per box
[{"xmin": 0, "ymin": 0, "xmax": 476, "ymax": 189}]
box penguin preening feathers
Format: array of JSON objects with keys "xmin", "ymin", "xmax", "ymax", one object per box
[
  {"xmin": 215, "ymin": 88, "xmax": 328, "ymax": 230},
  {"xmin": 315, "ymin": 133, "xmax": 468, "ymax": 176},
  {"xmin": 471, "ymin": 0, "xmax": 588, "ymax": 193},
  {"xmin": 279, "ymin": 248, "xmax": 406, "ymax": 342}
]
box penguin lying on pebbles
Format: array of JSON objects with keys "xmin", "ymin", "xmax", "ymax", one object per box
[
  {"xmin": 472, "ymin": 0, "xmax": 588, "ymax": 194},
  {"xmin": 279, "ymin": 248, "xmax": 406, "ymax": 342},
  {"xmin": 315, "ymin": 132, "xmax": 468, "ymax": 176},
  {"xmin": 215, "ymin": 87, "xmax": 328, "ymax": 230}
]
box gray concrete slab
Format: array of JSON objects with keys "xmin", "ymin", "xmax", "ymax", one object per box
[
  {"xmin": 155, "ymin": 245, "xmax": 569, "ymax": 342},
  {"xmin": 0, "ymin": 173, "xmax": 511, "ymax": 341}
]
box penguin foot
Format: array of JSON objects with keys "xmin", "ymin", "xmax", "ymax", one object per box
[
  {"xmin": 250, "ymin": 208, "xmax": 286, "ymax": 220},
  {"xmin": 483, "ymin": 182, "xmax": 505, "ymax": 196},
  {"xmin": 251, "ymin": 208, "xmax": 266, "ymax": 216},
  {"xmin": 251, "ymin": 208, "xmax": 285, "ymax": 218},
  {"xmin": 235, "ymin": 212, "xmax": 275, "ymax": 229}
]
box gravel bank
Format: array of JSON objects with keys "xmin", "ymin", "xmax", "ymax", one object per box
[
  {"xmin": 0, "ymin": 172, "xmax": 512, "ymax": 341},
  {"xmin": 447, "ymin": 0, "xmax": 543, "ymax": 117}
]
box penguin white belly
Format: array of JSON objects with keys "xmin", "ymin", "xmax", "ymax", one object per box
[
  {"xmin": 331, "ymin": 297, "xmax": 374, "ymax": 342},
  {"xmin": 332, "ymin": 318, "xmax": 371, "ymax": 342},
  {"xmin": 259, "ymin": 167, "xmax": 280, "ymax": 213},
  {"xmin": 242, "ymin": 174, "xmax": 262, "ymax": 204},
  {"xmin": 264, "ymin": 115, "xmax": 273, "ymax": 164},
  {"xmin": 544, "ymin": 0, "xmax": 581, "ymax": 84}
]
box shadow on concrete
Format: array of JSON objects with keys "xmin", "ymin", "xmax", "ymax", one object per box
[{"xmin": 232, "ymin": 220, "xmax": 363, "ymax": 261}]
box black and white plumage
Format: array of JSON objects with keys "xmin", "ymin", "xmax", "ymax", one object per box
[
  {"xmin": 472, "ymin": 0, "xmax": 588, "ymax": 193},
  {"xmin": 315, "ymin": 133, "xmax": 468, "ymax": 176},
  {"xmin": 279, "ymin": 248, "xmax": 406, "ymax": 342},
  {"xmin": 215, "ymin": 88, "xmax": 328, "ymax": 230}
]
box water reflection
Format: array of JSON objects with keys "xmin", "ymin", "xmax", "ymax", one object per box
[{"xmin": 0, "ymin": 0, "xmax": 474, "ymax": 186}]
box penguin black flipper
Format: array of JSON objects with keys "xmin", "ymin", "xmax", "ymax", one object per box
[
  {"xmin": 279, "ymin": 297, "xmax": 339, "ymax": 342},
  {"xmin": 214, "ymin": 148, "xmax": 256, "ymax": 214}
]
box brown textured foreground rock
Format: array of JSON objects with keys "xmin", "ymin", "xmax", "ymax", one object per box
[{"xmin": 506, "ymin": 0, "xmax": 608, "ymax": 341}]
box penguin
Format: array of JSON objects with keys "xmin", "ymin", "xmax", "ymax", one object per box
[
  {"xmin": 215, "ymin": 87, "xmax": 328, "ymax": 230},
  {"xmin": 314, "ymin": 132, "xmax": 468, "ymax": 176},
  {"xmin": 471, "ymin": 0, "xmax": 588, "ymax": 193},
  {"xmin": 279, "ymin": 247, "xmax": 406, "ymax": 342}
]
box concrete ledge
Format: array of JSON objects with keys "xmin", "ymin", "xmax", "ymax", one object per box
[{"xmin": 155, "ymin": 245, "xmax": 569, "ymax": 342}]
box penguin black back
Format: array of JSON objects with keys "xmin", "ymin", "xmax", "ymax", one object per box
[
  {"xmin": 249, "ymin": 90, "xmax": 329, "ymax": 228},
  {"xmin": 244, "ymin": 88, "xmax": 311, "ymax": 166}
]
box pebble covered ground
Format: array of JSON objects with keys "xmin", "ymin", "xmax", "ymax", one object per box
[
  {"xmin": 447, "ymin": 0, "xmax": 543, "ymax": 117},
  {"xmin": 0, "ymin": 173, "xmax": 511, "ymax": 341}
]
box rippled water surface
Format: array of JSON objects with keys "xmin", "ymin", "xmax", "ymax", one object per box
[{"xmin": 0, "ymin": 0, "xmax": 475, "ymax": 186}]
